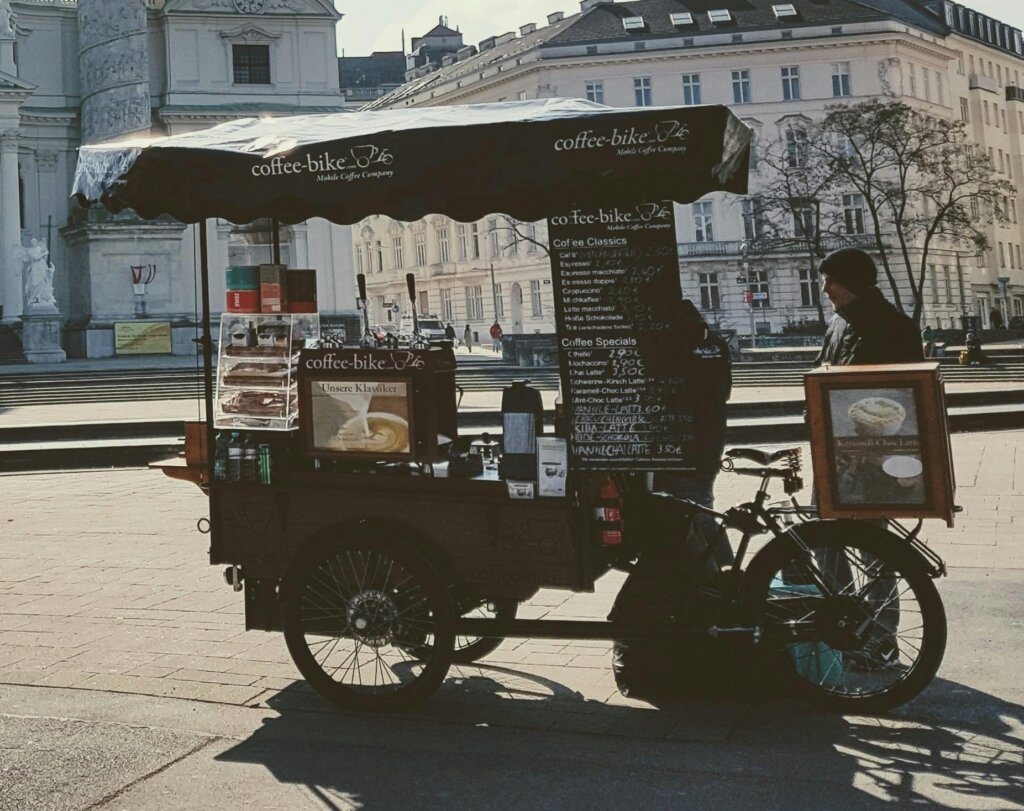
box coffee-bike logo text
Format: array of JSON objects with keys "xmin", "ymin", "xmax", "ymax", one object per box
[
  {"xmin": 251, "ymin": 145, "xmax": 394, "ymax": 183},
  {"xmin": 553, "ymin": 120, "xmax": 689, "ymax": 155}
]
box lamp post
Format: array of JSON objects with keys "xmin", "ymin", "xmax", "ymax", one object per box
[
  {"xmin": 739, "ymin": 240, "xmax": 756, "ymax": 349},
  {"xmin": 489, "ymin": 262, "xmax": 498, "ymax": 320}
]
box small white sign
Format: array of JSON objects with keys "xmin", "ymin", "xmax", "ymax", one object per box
[
  {"xmin": 752, "ymin": 292, "xmax": 769, "ymax": 301},
  {"xmin": 536, "ymin": 437, "xmax": 568, "ymax": 497}
]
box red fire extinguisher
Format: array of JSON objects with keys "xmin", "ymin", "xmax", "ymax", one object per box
[{"xmin": 594, "ymin": 477, "xmax": 623, "ymax": 546}]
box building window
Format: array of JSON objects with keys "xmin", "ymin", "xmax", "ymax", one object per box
[
  {"xmin": 457, "ymin": 224, "xmax": 468, "ymax": 259},
  {"xmin": 530, "ymin": 280, "xmax": 543, "ymax": 316},
  {"xmin": 634, "ymin": 76, "xmax": 652, "ymax": 107},
  {"xmin": 749, "ymin": 269, "xmax": 769, "ymax": 308},
  {"xmin": 419, "ymin": 291, "xmax": 430, "ymax": 315},
  {"xmin": 465, "ymin": 285, "xmax": 484, "ymax": 320},
  {"xmin": 930, "ymin": 264, "xmax": 939, "ymax": 303},
  {"xmin": 585, "ymin": 80, "xmax": 604, "ymax": 103},
  {"xmin": 414, "ymin": 232, "xmax": 427, "ymax": 265},
  {"xmin": 526, "ymin": 222, "xmax": 539, "ymax": 253},
  {"xmin": 741, "ymin": 198, "xmax": 763, "ymax": 240},
  {"xmin": 437, "ymin": 226, "xmax": 450, "ymax": 262},
  {"xmin": 792, "ymin": 202, "xmax": 814, "ymax": 238},
  {"xmin": 999, "ymin": 242, "xmax": 1006, "ymax": 268},
  {"xmin": 732, "ymin": 69, "xmax": 752, "ymax": 104},
  {"xmin": 943, "ymin": 266, "xmax": 953, "ymax": 303},
  {"xmin": 785, "ymin": 126, "xmax": 808, "ymax": 167},
  {"xmin": 698, "ymin": 272, "xmax": 720, "ymax": 310},
  {"xmin": 831, "ymin": 62, "xmax": 852, "ymax": 97},
  {"xmin": 391, "ymin": 236, "xmax": 404, "ymax": 269},
  {"xmin": 693, "ymin": 201, "xmax": 714, "ymax": 242},
  {"xmin": 354, "ymin": 244, "xmax": 363, "ymax": 274},
  {"xmin": 232, "ymin": 44, "xmax": 271, "ymax": 85},
  {"xmin": 781, "ymin": 65, "xmax": 801, "ymax": 101},
  {"xmin": 799, "ymin": 267, "xmax": 820, "ymax": 307},
  {"xmin": 228, "ymin": 218, "xmax": 290, "ymax": 266},
  {"xmin": 488, "ymin": 218, "xmax": 501, "ymax": 257},
  {"xmin": 960, "ymin": 97, "xmax": 970, "ymax": 123},
  {"xmin": 470, "ymin": 223, "xmax": 481, "ymax": 259},
  {"xmin": 908, "ymin": 62, "xmax": 916, "ymax": 97},
  {"xmin": 682, "ymin": 73, "xmax": 701, "ymax": 105},
  {"xmin": 843, "ymin": 193, "xmax": 866, "ymax": 234},
  {"xmin": 440, "ymin": 288, "xmax": 453, "ymax": 322},
  {"xmin": 494, "ymin": 283, "xmax": 504, "ymax": 318},
  {"xmin": 374, "ymin": 240, "xmax": 384, "ymax": 272}
]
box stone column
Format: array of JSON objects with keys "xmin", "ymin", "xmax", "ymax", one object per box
[
  {"xmin": 0, "ymin": 128, "xmax": 21, "ymax": 321},
  {"xmin": 78, "ymin": 0, "xmax": 150, "ymax": 144}
]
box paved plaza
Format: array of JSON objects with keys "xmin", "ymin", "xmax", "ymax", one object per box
[{"xmin": 0, "ymin": 429, "xmax": 1022, "ymax": 808}]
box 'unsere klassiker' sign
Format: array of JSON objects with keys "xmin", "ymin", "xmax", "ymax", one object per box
[{"xmin": 548, "ymin": 201, "xmax": 696, "ymax": 470}]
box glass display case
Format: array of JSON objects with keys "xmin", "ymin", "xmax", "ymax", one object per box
[{"xmin": 215, "ymin": 313, "xmax": 320, "ymax": 430}]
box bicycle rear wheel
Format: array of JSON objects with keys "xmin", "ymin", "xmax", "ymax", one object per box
[{"xmin": 742, "ymin": 520, "xmax": 946, "ymax": 713}]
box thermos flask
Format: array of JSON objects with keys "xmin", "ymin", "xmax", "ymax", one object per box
[{"xmin": 499, "ymin": 380, "xmax": 543, "ymax": 480}]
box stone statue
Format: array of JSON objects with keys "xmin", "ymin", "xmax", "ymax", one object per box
[
  {"xmin": 0, "ymin": 1, "xmax": 14, "ymax": 37},
  {"xmin": 15, "ymin": 238, "xmax": 57, "ymax": 310}
]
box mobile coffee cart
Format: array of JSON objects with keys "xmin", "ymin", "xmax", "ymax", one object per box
[{"xmin": 71, "ymin": 100, "xmax": 762, "ymax": 711}]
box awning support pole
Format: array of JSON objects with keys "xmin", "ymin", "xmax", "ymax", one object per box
[
  {"xmin": 272, "ymin": 218, "xmax": 281, "ymax": 264},
  {"xmin": 198, "ymin": 219, "xmax": 216, "ymax": 479}
]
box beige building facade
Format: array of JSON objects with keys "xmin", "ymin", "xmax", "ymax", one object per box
[{"xmin": 366, "ymin": 0, "xmax": 1024, "ymax": 336}]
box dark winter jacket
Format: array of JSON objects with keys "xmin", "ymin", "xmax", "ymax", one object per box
[{"xmin": 815, "ymin": 287, "xmax": 923, "ymax": 367}]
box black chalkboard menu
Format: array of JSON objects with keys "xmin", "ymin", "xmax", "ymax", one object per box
[{"xmin": 548, "ymin": 201, "xmax": 696, "ymax": 470}]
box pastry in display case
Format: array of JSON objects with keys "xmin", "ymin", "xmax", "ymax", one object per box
[{"xmin": 215, "ymin": 312, "xmax": 320, "ymax": 430}]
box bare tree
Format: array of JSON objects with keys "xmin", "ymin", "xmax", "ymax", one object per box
[{"xmin": 814, "ymin": 100, "xmax": 1013, "ymax": 324}]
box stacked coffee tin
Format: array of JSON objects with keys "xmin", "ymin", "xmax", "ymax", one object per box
[{"xmin": 226, "ymin": 265, "xmax": 260, "ymax": 312}]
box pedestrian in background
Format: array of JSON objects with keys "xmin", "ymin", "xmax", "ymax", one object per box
[
  {"xmin": 921, "ymin": 325, "xmax": 935, "ymax": 358},
  {"xmin": 489, "ymin": 320, "xmax": 503, "ymax": 353},
  {"xmin": 444, "ymin": 322, "xmax": 456, "ymax": 346},
  {"xmin": 463, "ymin": 324, "xmax": 473, "ymax": 353}
]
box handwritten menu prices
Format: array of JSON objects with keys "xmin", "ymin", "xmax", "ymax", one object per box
[{"xmin": 548, "ymin": 201, "xmax": 696, "ymax": 470}]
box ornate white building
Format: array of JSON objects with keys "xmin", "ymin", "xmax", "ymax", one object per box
[
  {"xmin": 353, "ymin": 214, "xmax": 554, "ymax": 335},
  {"xmin": 366, "ymin": 0, "xmax": 1024, "ymax": 336},
  {"xmin": 0, "ymin": 0, "xmax": 358, "ymax": 360}
]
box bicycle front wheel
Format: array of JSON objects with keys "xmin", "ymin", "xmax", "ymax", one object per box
[{"xmin": 742, "ymin": 520, "xmax": 946, "ymax": 713}]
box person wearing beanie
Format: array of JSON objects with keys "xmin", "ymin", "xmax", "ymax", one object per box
[
  {"xmin": 812, "ymin": 248, "xmax": 921, "ymax": 672},
  {"xmin": 814, "ymin": 248, "xmax": 923, "ymax": 367}
]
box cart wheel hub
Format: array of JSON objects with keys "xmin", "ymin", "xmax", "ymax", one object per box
[
  {"xmin": 347, "ymin": 589, "xmax": 398, "ymax": 648},
  {"xmin": 818, "ymin": 595, "xmax": 873, "ymax": 651}
]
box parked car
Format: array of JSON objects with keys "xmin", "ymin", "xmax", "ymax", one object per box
[
  {"xmin": 399, "ymin": 315, "xmax": 449, "ymax": 346},
  {"xmin": 1009, "ymin": 315, "xmax": 1024, "ymax": 330}
]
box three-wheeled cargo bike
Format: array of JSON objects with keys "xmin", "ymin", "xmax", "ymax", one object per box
[{"xmin": 72, "ymin": 100, "xmax": 948, "ymax": 713}]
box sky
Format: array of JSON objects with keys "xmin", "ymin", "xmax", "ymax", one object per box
[{"xmin": 334, "ymin": 0, "xmax": 1024, "ymax": 57}]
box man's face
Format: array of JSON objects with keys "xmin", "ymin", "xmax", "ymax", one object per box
[{"xmin": 821, "ymin": 273, "xmax": 858, "ymax": 309}]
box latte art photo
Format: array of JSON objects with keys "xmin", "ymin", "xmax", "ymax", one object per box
[{"xmin": 338, "ymin": 413, "xmax": 409, "ymax": 454}]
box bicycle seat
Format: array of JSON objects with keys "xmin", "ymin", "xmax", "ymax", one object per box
[{"xmin": 724, "ymin": 447, "xmax": 800, "ymax": 466}]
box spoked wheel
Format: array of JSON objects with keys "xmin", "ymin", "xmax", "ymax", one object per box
[
  {"xmin": 451, "ymin": 599, "xmax": 518, "ymax": 664},
  {"xmin": 743, "ymin": 520, "xmax": 946, "ymax": 713},
  {"xmin": 282, "ymin": 535, "xmax": 455, "ymax": 712}
]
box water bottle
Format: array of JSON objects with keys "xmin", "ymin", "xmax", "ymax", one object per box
[
  {"xmin": 242, "ymin": 433, "xmax": 258, "ymax": 483},
  {"xmin": 212, "ymin": 431, "xmax": 229, "ymax": 482},
  {"xmin": 226, "ymin": 431, "xmax": 243, "ymax": 483}
]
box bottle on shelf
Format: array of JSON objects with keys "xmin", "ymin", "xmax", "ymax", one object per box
[
  {"xmin": 226, "ymin": 431, "xmax": 243, "ymax": 483},
  {"xmin": 257, "ymin": 444, "xmax": 273, "ymax": 485},
  {"xmin": 212, "ymin": 431, "xmax": 229, "ymax": 481},
  {"xmin": 242, "ymin": 433, "xmax": 258, "ymax": 483},
  {"xmin": 245, "ymin": 320, "xmax": 258, "ymax": 347}
]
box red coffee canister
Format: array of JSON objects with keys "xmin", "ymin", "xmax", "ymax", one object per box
[{"xmin": 226, "ymin": 289, "xmax": 260, "ymax": 312}]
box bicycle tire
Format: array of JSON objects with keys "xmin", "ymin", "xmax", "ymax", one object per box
[
  {"xmin": 742, "ymin": 519, "xmax": 946, "ymax": 713},
  {"xmin": 282, "ymin": 534, "xmax": 454, "ymax": 712}
]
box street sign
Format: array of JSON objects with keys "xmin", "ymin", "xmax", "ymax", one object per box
[
  {"xmin": 391, "ymin": 303, "xmax": 401, "ymax": 314},
  {"xmin": 752, "ymin": 292, "xmax": 768, "ymax": 301},
  {"xmin": 743, "ymin": 291, "xmax": 753, "ymax": 304}
]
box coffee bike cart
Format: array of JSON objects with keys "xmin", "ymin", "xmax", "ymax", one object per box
[{"xmin": 72, "ymin": 99, "xmax": 948, "ymax": 713}]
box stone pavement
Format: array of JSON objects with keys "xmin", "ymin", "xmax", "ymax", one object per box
[{"xmin": 0, "ymin": 429, "xmax": 1019, "ymax": 711}]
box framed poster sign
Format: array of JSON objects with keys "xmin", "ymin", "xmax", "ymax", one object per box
[
  {"xmin": 303, "ymin": 377, "xmax": 414, "ymax": 461},
  {"xmin": 805, "ymin": 363, "xmax": 955, "ymax": 526},
  {"xmin": 114, "ymin": 321, "xmax": 172, "ymax": 354}
]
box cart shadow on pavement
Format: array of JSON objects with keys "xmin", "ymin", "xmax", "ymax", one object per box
[{"xmin": 215, "ymin": 669, "xmax": 1024, "ymax": 809}]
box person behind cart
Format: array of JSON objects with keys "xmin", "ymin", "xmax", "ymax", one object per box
[
  {"xmin": 463, "ymin": 324, "xmax": 473, "ymax": 353},
  {"xmin": 489, "ymin": 321, "xmax": 503, "ymax": 353},
  {"xmin": 815, "ymin": 247, "xmax": 922, "ymax": 670}
]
